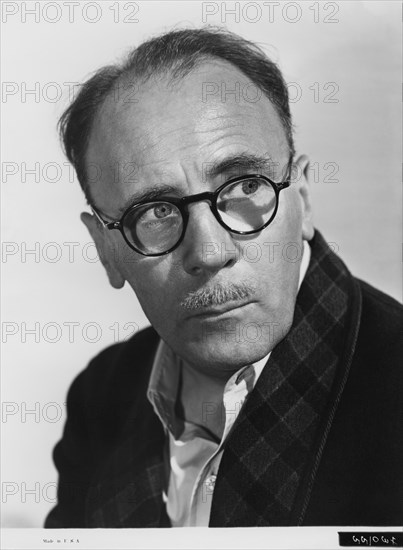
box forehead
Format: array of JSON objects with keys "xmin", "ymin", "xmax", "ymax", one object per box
[{"xmin": 86, "ymin": 59, "xmax": 288, "ymax": 209}]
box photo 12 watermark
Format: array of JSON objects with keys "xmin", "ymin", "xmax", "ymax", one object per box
[
  {"xmin": 1, "ymin": 1, "xmax": 140, "ymax": 24},
  {"xmin": 201, "ymin": 80, "xmax": 340, "ymax": 105},
  {"xmin": 201, "ymin": 2, "xmax": 340, "ymax": 24},
  {"xmin": 1, "ymin": 320, "xmax": 139, "ymax": 344}
]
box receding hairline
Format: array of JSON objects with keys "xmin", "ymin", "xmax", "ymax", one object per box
[
  {"xmin": 88, "ymin": 55, "xmax": 287, "ymax": 155},
  {"xmin": 93, "ymin": 55, "xmax": 266, "ymax": 120}
]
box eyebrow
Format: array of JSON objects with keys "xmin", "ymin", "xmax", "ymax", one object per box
[
  {"xmin": 204, "ymin": 152, "xmax": 276, "ymax": 180},
  {"xmin": 112, "ymin": 153, "xmax": 278, "ymax": 218}
]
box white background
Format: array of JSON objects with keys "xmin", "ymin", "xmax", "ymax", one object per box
[{"xmin": 1, "ymin": 0, "xmax": 401, "ymax": 544}]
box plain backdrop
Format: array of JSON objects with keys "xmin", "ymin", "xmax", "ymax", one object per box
[{"xmin": 1, "ymin": 0, "xmax": 401, "ymax": 533}]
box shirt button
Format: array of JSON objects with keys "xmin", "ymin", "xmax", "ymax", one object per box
[{"xmin": 205, "ymin": 475, "xmax": 217, "ymax": 491}]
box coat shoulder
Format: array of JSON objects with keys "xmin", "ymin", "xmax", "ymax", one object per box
[
  {"xmin": 302, "ymin": 277, "xmax": 402, "ymax": 526},
  {"xmin": 64, "ymin": 325, "xmax": 160, "ymax": 436},
  {"xmin": 72, "ymin": 325, "xmax": 159, "ymax": 397},
  {"xmin": 357, "ymin": 278, "xmax": 402, "ymax": 349}
]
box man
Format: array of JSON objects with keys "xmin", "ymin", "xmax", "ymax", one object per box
[{"xmin": 45, "ymin": 28, "xmax": 402, "ymax": 528}]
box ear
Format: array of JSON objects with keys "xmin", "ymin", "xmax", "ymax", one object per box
[
  {"xmin": 293, "ymin": 154, "xmax": 314, "ymax": 241},
  {"xmin": 80, "ymin": 212, "xmax": 125, "ymax": 289}
]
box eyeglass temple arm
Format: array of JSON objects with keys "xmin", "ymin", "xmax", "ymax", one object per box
[
  {"xmin": 276, "ymin": 180, "xmax": 291, "ymax": 191},
  {"xmin": 276, "ymin": 155, "xmax": 294, "ymax": 190},
  {"xmin": 90, "ymin": 206, "xmax": 120, "ymax": 230}
]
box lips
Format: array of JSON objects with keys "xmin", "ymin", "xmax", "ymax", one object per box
[{"xmin": 187, "ymin": 300, "xmax": 255, "ymax": 320}]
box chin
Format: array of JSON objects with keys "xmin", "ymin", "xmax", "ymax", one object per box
[{"xmin": 181, "ymin": 332, "xmax": 275, "ymax": 375}]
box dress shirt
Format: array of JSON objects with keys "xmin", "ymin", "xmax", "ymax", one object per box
[{"xmin": 147, "ymin": 240, "xmax": 311, "ymax": 526}]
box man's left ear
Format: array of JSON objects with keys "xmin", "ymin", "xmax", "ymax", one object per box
[{"xmin": 293, "ymin": 154, "xmax": 314, "ymax": 241}]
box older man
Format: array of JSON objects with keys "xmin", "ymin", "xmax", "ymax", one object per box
[{"xmin": 45, "ymin": 28, "xmax": 402, "ymax": 528}]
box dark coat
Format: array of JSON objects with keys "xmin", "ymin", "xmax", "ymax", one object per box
[{"xmin": 45, "ymin": 232, "xmax": 402, "ymax": 527}]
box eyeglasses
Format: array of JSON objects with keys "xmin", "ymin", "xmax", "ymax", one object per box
[{"xmin": 91, "ymin": 157, "xmax": 293, "ymax": 257}]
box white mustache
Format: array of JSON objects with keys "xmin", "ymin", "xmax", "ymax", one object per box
[{"xmin": 180, "ymin": 281, "xmax": 256, "ymax": 310}]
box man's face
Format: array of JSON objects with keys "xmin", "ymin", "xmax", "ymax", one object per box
[{"xmin": 85, "ymin": 60, "xmax": 313, "ymax": 379}]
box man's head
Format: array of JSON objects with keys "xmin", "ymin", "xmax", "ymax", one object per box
[{"xmin": 60, "ymin": 28, "xmax": 314, "ymax": 379}]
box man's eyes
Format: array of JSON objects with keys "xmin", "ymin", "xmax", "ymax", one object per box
[{"xmin": 138, "ymin": 203, "xmax": 179, "ymax": 223}]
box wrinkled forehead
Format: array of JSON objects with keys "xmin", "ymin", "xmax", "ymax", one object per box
[{"xmin": 86, "ymin": 59, "xmax": 288, "ymax": 207}]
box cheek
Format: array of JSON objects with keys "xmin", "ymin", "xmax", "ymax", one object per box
[
  {"xmin": 248, "ymin": 192, "xmax": 303, "ymax": 301},
  {"xmin": 120, "ymin": 256, "xmax": 181, "ymax": 325},
  {"xmin": 277, "ymin": 188, "xmax": 304, "ymax": 239}
]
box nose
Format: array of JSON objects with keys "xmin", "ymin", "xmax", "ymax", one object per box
[{"xmin": 180, "ymin": 201, "xmax": 239, "ymax": 276}]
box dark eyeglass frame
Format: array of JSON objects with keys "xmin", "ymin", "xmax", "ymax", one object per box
[{"xmin": 91, "ymin": 156, "xmax": 293, "ymax": 257}]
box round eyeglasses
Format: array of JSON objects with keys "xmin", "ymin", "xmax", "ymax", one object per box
[{"xmin": 91, "ymin": 159, "xmax": 293, "ymax": 257}]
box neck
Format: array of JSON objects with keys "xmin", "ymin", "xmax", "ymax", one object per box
[{"xmin": 178, "ymin": 361, "xmax": 228, "ymax": 439}]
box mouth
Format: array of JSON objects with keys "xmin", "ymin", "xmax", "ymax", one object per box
[{"xmin": 186, "ymin": 300, "xmax": 257, "ymax": 320}]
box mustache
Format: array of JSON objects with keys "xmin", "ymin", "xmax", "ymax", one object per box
[{"xmin": 180, "ymin": 281, "xmax": 256, "ymax": 310}]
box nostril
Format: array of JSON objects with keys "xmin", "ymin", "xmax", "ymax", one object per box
[{"xmin": 225, "ymin": 257, "xmax": 237, "ymax": 268}]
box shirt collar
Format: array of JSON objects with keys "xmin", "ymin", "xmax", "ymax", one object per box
[{"xmin": 147, "ymin": 240, "xmax": 311, "ymax": 434}]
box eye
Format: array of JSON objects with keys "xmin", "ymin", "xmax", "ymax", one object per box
[
  {"xmin": 220, "ymin": 178, "xmax": 264, "ymax": 201},
  {"xmin": 241, "ymin": 179, "xmax": 259, "ymax": 195},
  {"xmin": 134, "ymin": 202, "xmax": 180, "ymax": 230},
  {"xmin": 153, "ymin": 204, "xmax": 173, "ymax": 219}
]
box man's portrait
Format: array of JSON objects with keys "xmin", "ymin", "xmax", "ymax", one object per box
[{"xmin": 2, "ymin": 1, "xmax": 401, "ymax": 546}]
